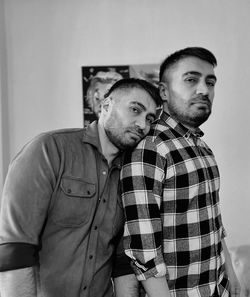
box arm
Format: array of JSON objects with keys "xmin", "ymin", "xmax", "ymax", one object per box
[
  {"xmin": 121, "ymin": 140, "xmax": 169, "ymax": 295},
  {"xmin": 0, "ymin": 134, "xmax": 59, "ymax": 296},
  {"xmin": 114, "ymin": 274, "xmax": 139, "ymax": 297},
  {"xmin": 113, "ymin": 236, "xmax": 140, "ymax": 297},
  {"xmin": 222, "ymin": 239, "xmax": 241, "ymax": 297},
  {"xmin": 0, "ymin": 267, "xmax": 38, "ymax": 297},
  {"xmin": 141, "ymin": 276, "xmax": 171, "ymax": 297}
]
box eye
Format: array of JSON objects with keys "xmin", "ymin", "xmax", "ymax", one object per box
[
  {"xmin": 130, "ymin": 106, "xmax": 140, "ymax": 114},
  {"xmin": 146, "ymin": 115, "xmax": 155, "ymax": 125},
  {"xmin": 206, "ymin": 80, "xmax": 216, "ymax": 87},
  {"xmin": 185, "ymin": 77, "xmax": 198, "ymax": 84}
]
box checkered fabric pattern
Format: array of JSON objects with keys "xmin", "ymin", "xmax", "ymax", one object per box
[{"xmin": 121, "ymin": 112, "xmax": 230, "ymax": 296}]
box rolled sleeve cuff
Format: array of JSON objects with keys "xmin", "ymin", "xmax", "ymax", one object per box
[
  {"xmin": 0, "ymin": 243, "xmax": 39, "ymax": 271},
  {"xmin": 113, "ymin": 252, "xmax": 134, "ymax": 278},
  {"xmin": 131, "ymin": 254, "xmax": 168, "ymax": 281}
]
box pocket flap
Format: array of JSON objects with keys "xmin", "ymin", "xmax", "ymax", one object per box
[{"xmin": 61, "ymin": 177, "xmax": 96, "ymax": 198}]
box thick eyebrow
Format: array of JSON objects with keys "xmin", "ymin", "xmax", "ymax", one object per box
[
  {"xmin": 130, "ymin": 101, "xmax": 146, "ymax": 111},
  {"xmin": 183, "ymin": 71, "xmax": 217, "ymax": 82},
  {"xmin": 130, "ymin": 101, "xmax": 156, "ymax": 119}
]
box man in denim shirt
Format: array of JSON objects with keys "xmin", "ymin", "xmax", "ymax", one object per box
[{"xmin": 0, "ymin": 78, "xmax": 162, "ymax": 297}]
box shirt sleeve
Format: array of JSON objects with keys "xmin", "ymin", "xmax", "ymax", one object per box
[
  {"xmin": 112, "ymin": 236, "xmax": 134, "ymax": 278},
  {"xmin": 121, "ymin": 138, "xmax": 168, "ymax": 281},
  {"xmin": 0, "ymin": 133, "xmax": 60, "ymax": 271}
]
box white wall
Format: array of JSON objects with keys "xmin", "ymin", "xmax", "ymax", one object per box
[
  {"xmin": 0, "ymin": 0, "xmax": 10, "ymax": 187},
  {"xmin": 1, "ymin": 0, "xmax": 250, "ymax": 247}
]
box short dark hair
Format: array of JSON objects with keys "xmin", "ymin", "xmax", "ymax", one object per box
[
  {"xmin": 159, "ymin": 47, "xmax": 217, "ymax": 82},
  {"xmin": 105, "ymin": 78, "xmax": 162, "ymax": 107}
]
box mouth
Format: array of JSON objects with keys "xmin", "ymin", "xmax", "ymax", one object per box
[
  {"xmin": 128, "ymin": 131, "xmax": 144, "ymax": 141},
  {"xmin": 192, "ymin": 100, "xmax": 211, "ymax": 108},
  {"xmin": 192, "ymin": 95, "xmax": 211, "ymax": 105}
]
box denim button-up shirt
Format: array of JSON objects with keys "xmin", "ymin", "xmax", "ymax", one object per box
[{"xmin": 0, "ymin": 121, "xmax": 124, "ymax": 297}]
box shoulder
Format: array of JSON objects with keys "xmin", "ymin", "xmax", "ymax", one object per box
[
  {"xmin": 29, "ymin": 128, "xmax": 84, "ymax": 145},
  {"xmin": 135, "ymin": 121, "xmax": 173, "ymax": 154},
  {"xmin": 43, "ymin": 128, "xmax": 84, "ymax": 139},
  {"xmin": 14, "ymin": 128, "xmax": 84, "ymax": 159}
]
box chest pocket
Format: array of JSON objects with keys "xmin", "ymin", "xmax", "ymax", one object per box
[{"xmin": 52, "ymin": 176, "xmax": 96, "ymax": 227}]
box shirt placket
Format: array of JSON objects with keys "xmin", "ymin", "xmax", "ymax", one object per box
[
  {"xmin": 80, "ymin": 157, "xmax": 117, "ymax": 297},
  {"xmin": 195, "ymin": 136, "xmax": 220, "ymax": 291}
]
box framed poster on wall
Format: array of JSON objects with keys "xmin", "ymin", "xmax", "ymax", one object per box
[{"xmin": 82, "ymin": 64, "xmax": 159, "ymax": 127}]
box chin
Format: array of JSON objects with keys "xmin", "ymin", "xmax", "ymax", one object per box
[
  {"xmin": 194, "ymin": 109, "xmax": 210, "ymax": 120},
  {"xmin": 125, "ymin": 140, "xmax": 140, "ymax": 149},
  {"xmin": 192, "ymin": 116, "xmax": 210, "ymax": 127}
]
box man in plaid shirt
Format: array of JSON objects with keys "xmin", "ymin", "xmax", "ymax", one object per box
[{"xmin": 119, "ymin": 47, "xmax": 240, "ymax": 297}]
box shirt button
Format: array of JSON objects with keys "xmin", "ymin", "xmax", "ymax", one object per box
[
  {"xmin": 94, "ymin": 226, "xmax": 98, "ymax": 230},
  {"xmin": 67, "ymin": 188, "xmax": 72, "ymax": 194},
  {"xmin": 89, "ymin": 255, "xmax": 93, "ymax": 259},
  {"xmin": 103, "ymin": 199, "xmax": 106, "ymax": 203},
  {"xmin": 102, "ymin": 171, "xmax": 107, "ymax": 175},
  {"xmin": 83, "ymin": 286, "xmax": 87, "ymax": 290}
]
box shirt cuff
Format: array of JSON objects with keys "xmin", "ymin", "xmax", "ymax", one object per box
[
  {"xmin": 113, "ymin": 252, "xmax": 134, "ymax": 278},
  {"xmin": 0, "ymin": 243, "xmax": 39, "ymax": 271},
  {"xmin": 131, "ymin": 254, "xmax": 168, "ymax": 281}
]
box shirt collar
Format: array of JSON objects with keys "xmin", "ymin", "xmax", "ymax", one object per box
[
  {"xmin": 82, "ymin": 121, "xmax": 123, "ymax": 168},
  {"xmin": 82, "ymin": 121, "xmax": 101, "ymax": 150},
  {"xmin": 159, "ymin": 111, "xmax": 204, "ymax": 138}
]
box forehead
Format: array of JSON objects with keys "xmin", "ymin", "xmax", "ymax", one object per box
[
  {"xmin": 114, "ymin": 87, "xmax": 157, "ymax": 108},
  {"xmin": 166, "ymin": 56, "xmax": 215, "ymax": 79}
]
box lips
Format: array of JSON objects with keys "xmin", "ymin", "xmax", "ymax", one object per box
[
  {"xmin": 127, "ymin": 129, "xmax": 144, "ymax": 140},
  {"xmin": 191, "ymin": 99, "xmax": 211, "ymax": 108},
  {"xmin": 195, "ymin": 101, "xmax": 210, "ymax": 106},
  {"xmin": 129, "ymin": 131, "xmax": 141, "ymax": 139},
  {"xmin": 192, "ymin": 96, "xmax": 211, "ymax": 107}
]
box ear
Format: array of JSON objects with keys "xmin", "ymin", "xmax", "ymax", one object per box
[
  {"xmin": 159, "ymin": 82, "xmax": 169, "ymax": 102},
  {"xmin": 102, "ymin": 96, "xmax": 112, "ymax": 112}
]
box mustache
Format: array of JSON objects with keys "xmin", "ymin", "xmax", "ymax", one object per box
[
  {"xmin": 127, "ymin": 127, "xmax": 145, "ymax": 137},
  {"xmin": 192, "ymin": 95, "xmax": 211, "ymax": 105}
]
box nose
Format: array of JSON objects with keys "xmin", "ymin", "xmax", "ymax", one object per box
[
  {"xmin": 196, "ymin": 80, "xmax": 209, "ymax": 96},
  {"xmin": 135, "ymin": 116, "xmax": 147, "ymax": 131}
]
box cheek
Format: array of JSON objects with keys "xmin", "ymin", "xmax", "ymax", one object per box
[
  {"xmin": 209, "ymin": 90, "xmax": 215, "ymax": 102},
  {"xmin": 144, "ymin": 126, "xmax": 150, "ymax": 135},
  {"xmin": 112, "ymin": 111, "xmax": 129, "ymax": 128},
  {"xmin": 116, "ymin": 110, "xmax": 131, "ymax": 125},
  {"xmin": 169, "ymin": 93, "xmax": 188, "ymax": 109},
  {"xmin": 170, "ymin": 86, "xmax": 190, "ymax": 102}
]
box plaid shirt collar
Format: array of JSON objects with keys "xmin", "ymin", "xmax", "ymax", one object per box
[{"xmin": 159, "ymin": 111, "xmax": 204, "ymax": 138}]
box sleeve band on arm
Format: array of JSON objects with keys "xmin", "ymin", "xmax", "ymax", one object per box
[
  {"xmin": 113, "ymin": 253, "xmax": 134, "ymax": 278},
  {"xmin": 0, "ymin": 243, "xmax": 39, "ymax": 271}
]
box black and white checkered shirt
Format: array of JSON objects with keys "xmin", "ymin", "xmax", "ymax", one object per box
[{"xmin": 121, "ymin": 112, "xmax": 229, "ymax": 296}]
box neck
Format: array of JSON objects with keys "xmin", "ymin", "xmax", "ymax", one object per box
[
  {"xmin": 97, "ymin": 121, "xmax": 120, "ymax": 165},
  {"xmin": 162, "ymin": 102, "xmax": 199, "ymax": 132}
]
